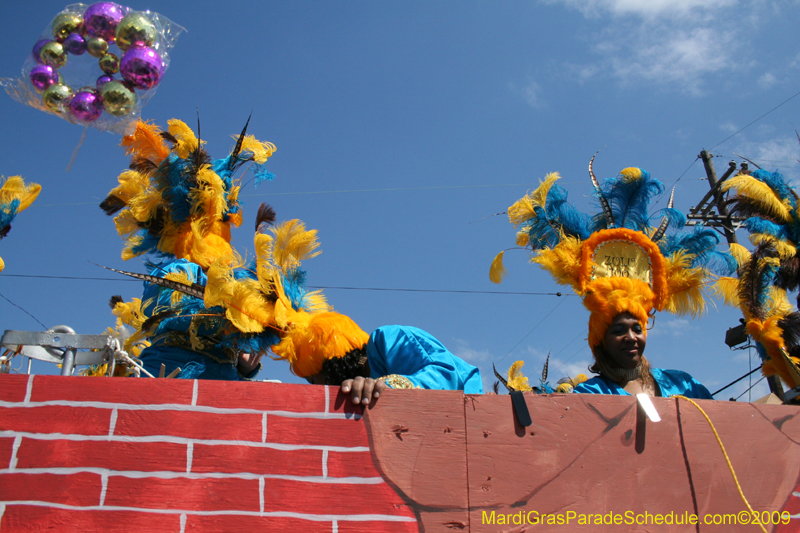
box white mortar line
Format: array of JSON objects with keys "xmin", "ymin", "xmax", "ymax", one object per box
[
  {"xmin": 332, "ymin": 520, "xmax": 338, "ymax": 533},
  {"xmin": 186, "ymin": 443, "xmax": 193, "ymax": 473},
  {"xmin": 191, "ymin": 381, "xmax": 198, "ymax": 407},
  {"xmin": 0, "ymin": 501, "xmax": 416, "ymax": 522},
  {"xmin": 0, "ymin": 467, "xmax": 384, "ymax": 484},
  {"xmin": 259, "ymin": 477, "xmax": 264, "ymax": 514},
  {"xmin": 0, "ymin": 430, "xmax": 369, "ymax": 453},
  {"xmin": 8, "ymin": 436, "xmax": 21, "ymax": 470},
  {"xmin": 107, "ymin": 409, "xmax": 118, "ymax": 437},
  {"xmin": 325, "ymin": 386, "xmax": 330, "ymax": 414},
  {"xmin": 0, "ymin": 400, "xmax": 359, "ymax": 420},
  {"xmin": 24, "ymin": 375, "xmax": 34, "ymax": 403},
  {"xmin": 261, "ymin": 413, "xmax": 267, "ymax": 443},
  {"xmin": 0, "ymin": 503, "xmax": 5, "ymax": 525},
  {"xmin": 180, "ymin": 513, "xmax": 187, "ymax": 532},
  {"xmin": 99, "ymin": 473, "xmax": 108, "ymax": 506},
  {"xmin": 322, "ymin": 449, "xmax": 328, "ymax": 478}
]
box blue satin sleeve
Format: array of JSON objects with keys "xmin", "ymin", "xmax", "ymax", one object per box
[
  {"xmin": 367, "ymin": 325, "xmax": 484, "ymax": 393},
  {"xmin": 573, "ymin": 368, "xmax": 713, "ymax": 400}
]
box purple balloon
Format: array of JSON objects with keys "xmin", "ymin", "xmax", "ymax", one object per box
[
  {"xmin": 30, "ymin": 64, "xmax": 59, "ymax": 92},
  {"xmin": 69, "ymin": 89, "xmax": 103, "ymax": 122},
  {"xmin": 32, "ymin": 39, "xmax": 52, "ymax": 64},
  {"xmin": 120, "ymin": 46, "xmax": 164, "ymax": 90},
  {"xmin": 96, "ymin": 74, "xmax": 114, "ymax": 90},
  {"xmin": 83, "ymin": 2, "xmax": 125, "ymax": 41},
  {"xmin": 63, "ymin": 33, "xmax": 87, "ymax": 55}
]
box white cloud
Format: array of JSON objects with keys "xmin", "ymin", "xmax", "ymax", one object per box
[
  {"xmin": 548, "ymin": 0, "xmax": 736, "ymax": 19},
  {"xmin": 757, "ymin": 72, "xmax": 778, "ymax": 89},
  {"xmin": 604, "ymin": 27, "xmax": 736, "ymax": 95},
  {"xmin": 510, "ymin": 79, "xmax": 544, "ymax": 109},
  {"xmin": 730, "ymin": 135, "xmax": 800, "ymax": 181},
  {"xmin": 451, "ymin": 338, "xmax": 492, "ymax": 363},
  {"xmin": 543, "ymin": 0, "xmax": 763, "ymax": 95},
  {"xmin": 649, "ymin": 317, "xmax": 693, "ymax": 338}
]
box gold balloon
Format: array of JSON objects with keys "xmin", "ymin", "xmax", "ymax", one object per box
[
  {"xmin": 52, "ymin": 12, "xmax": 83, "ymax": 42},
  {"xmin": 39, "ymin": 42, "xmax": 68, "ymax": 68},
  {"xmin": 115, "ymin": 12, "xmax": 157, "ymax": 51},
  {"xmin": 101, "ymin": 80, "xmax": 136, "ymax": 116},
  {"xmin": 99, "ymin": 53, "xmax": 120, "ymax": 75},
  {"xmin": 42, "ymin": 83, "xmax": 74, "ymax": 113},
  {"xmin": 86, "ymin": 37, "xmax": 109, "ymax": 58}
]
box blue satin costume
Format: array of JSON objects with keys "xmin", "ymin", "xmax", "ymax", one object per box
[
  {"xmin": 573, "ymin": 368, "xmax": 712, "ymax": 399},
  {"xmin": 137, "ymin": 259, "xmax": 263, "ymax": 381},
  {"xmin": 367, "ymin": 325, "xmax": 484, "ymax": 393}
]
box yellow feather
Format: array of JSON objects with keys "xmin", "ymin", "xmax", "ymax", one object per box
[
  {"xmin": 722, "ymin": 174, "xmax": 792, "ymax": 222},
  {"xmin": 190, "ymin": 166, "xmax": 226, "ymax": 228},
  {"xmin": 114, "ymin": 210, "xmax": 140, "ymax": 239},
  {"xmin": 167, "ymin": 119, "xmax": 202, "ymax": 159},
  {"xmin": 108, "ymin": 170, "xmax": 148, "ymax": 205},
  {"xmin": 489, "ymin": 251, "xmax": 507, "ymax": 284},
  {"xmin": 236, "ymin": 135, "xmax": 276, "ymax": 164},
  {"xmin": 507, "ymin": 172, "xmax": 561, "ymax": 225},
  {"xmin": 0, "ymin": 256, "xmax": 5, "ymax": 273},
  {"xmin": 531, "ymin": 234, "xmax": 584, "ymax": 292},
  {"xmin": 128, "ymin": 188, "xmax": 163, "ymax": 223},
  {"xmin": 0, "ymin": 176, "xmax": 41, "ymax": 212},
  {"xmin": 728, "ymin": 243, "xmax": 751, "ymax": 267},
  {"xmin": 515, "ymin": 231, "xmax": 529, "ymax": 247},
  {"xmin": 662, "ymin": 251, "xmax": 707, "ymax": 316},
  {"xmin": 619, "ymin": 167, "xmax": 643, "ymax": 181},
  {"xmin": 711, "ymin": 277, "xmax": 741, "ymax": 307},
  {"xmin": 749, "ymin": 233, "xmax": 796, "ymax": 259},
  {"xmin": 765, "ymin": 287, "xmax": 793, "ymax": 318},
  {"xmin": 271, "ymin": 220, "xmax": 322, "ymax": 270},
  {"xmin": 506, "ymin": 361, "xmax": 532, "ymax": 392}
]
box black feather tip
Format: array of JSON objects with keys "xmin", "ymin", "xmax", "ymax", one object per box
[
  {"xmin": 142, "ymin": 310, "xmax": 176, "ymax": 333},
  {"xmin": 109, "ymin": 295, "xmax": 124, "ymax": 309},
  {"xmin": 99, "ymin": 195, "xmax": 127, "ymax": 216},
  {"xmin": 255, "ymin": 203, "xmax": 276, "ymax": 233}
]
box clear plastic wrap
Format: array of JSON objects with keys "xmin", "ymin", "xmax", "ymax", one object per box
[{"xmin": 1, "ymin": 2, "xmax": 184, "ymax": 135}]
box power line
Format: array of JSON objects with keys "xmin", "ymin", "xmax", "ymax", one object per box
[
  {"xmin": 709, "ymin": 88, "xmax": 800, "ymax": 151},
  {"xmin": 0, "ymin": 274, "xmax": 571, "ymax": 297},
  {"xmin": 0, "ymin": 291, "xmax": 46, "ymax": 329}
]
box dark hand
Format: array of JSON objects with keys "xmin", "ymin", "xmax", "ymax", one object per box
[
  {"xmin": 341, "ymin": 376, "xmax": 386, "ymax": 405},
  {"xmin": 237, "ymin": 353, "xmax": 263, "ymax": 376}
]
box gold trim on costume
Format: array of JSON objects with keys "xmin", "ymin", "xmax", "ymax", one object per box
[{"xmin": 380, "ymin": 374, "xmax": 420, "ymax": 389}]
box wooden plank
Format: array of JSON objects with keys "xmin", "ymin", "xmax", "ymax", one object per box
[{"xmin": 363, "ymin": 389, "xmax": 469, "ymax": 532}]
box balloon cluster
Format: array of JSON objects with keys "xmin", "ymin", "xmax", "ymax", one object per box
[{"xmin": 2, "ymin": 2, "xmax": 183, "ymax": 134}]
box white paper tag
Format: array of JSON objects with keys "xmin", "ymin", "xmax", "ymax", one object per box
[{"xmin": 636, "ymin": 393, "xmax": 661, "ymax": 422}]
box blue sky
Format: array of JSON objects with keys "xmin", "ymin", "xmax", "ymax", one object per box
[{"xmin": 2, "ymin": 0, "xmax": 799, "ymax": 400}]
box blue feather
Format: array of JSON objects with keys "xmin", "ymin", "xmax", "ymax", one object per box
[
  {"xmin": 744, "ymin": 217, "xmax": 793, "ymax": 241},
  {"xmin": 600, "ymin": 169, "xmax": 664, "ymax": 231},
  {"xmin": 253, "ymin": 163, "xmax": 275, "ymax": 189},
  {"xmin": 545, "ymin": 184, "xmax": 593, "ymax": 240},
  {"xmin": 650, "ymin": 207, "xmax": 686, "ymax": 229},
  {"xmin": 0, "ymin": 198, "xmax": 20, "ymax": 232}
]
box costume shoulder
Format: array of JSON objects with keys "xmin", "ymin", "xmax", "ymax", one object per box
[
  {"xmin": 572, "ymin": 375, "xmax": 621, "ymax": 395},
  {"xmin": 367, "ymin": 325, "xmax": 483, "ymax": 393},
  {"xmin": 652, "ymin": 368, "xmax": 713, "ymax": 400}
]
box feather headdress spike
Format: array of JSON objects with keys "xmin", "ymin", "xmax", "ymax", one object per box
[
  {"xmin": 589, "ymin": 151, "xmax": 615, "ymax": 228},
  {"xmin": 651, "ymin": 187, "xmax": 676, "ymax": 242}
]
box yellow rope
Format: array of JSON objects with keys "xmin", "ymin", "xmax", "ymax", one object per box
[{"xmin": 673, "ymin": 395, "xmax": 768, "ymax": 533}]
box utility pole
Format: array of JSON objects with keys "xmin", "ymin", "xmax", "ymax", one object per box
[{"xmin": 689, "ymin": 151, "xmax": 785, "ymax": 401}]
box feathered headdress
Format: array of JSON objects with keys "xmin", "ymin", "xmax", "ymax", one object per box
[
  {"xmin": 491, "ymin": 155, "xmax": 734, "ymax": 351},
  {"xmin": 98, "ymin": 117, "xmax": 337, "ymax": 363},
  {"xmin": 0, "ymin": 176, "xmax": 41, "ymax": 273},
  {"xmin": 100, "ymin": 118, "xmax": 276, "ymax": 269},
  {"xmin": 713, "ymin": 169, "xmax": 800, "ymax": 389}
]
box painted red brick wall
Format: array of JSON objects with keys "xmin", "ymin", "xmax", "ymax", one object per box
[{"xmin": 0, "ymin": 374, "xmax": 418, "ymax": 533}]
